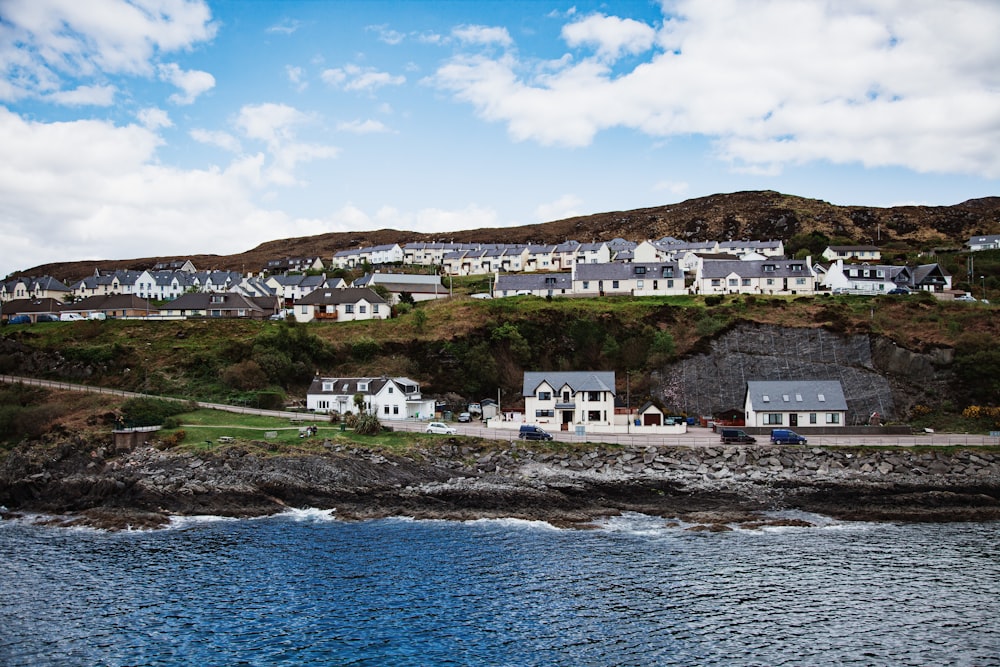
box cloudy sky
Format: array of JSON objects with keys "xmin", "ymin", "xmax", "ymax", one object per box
[{"xmin": 2, "ymin": 0, "xmax": 999, "ymax": 279}]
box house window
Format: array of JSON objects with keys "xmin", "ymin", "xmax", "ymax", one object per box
[
  {"xmin": 728, "ymin": 278, "xmax": 738, "ymax": 286},
  {"xmin": 359, "ymin": 305, "xmax": 367, "ymax": 314},
  {"xmin": 358, "ymin": 382, "xmax": 368, "ymax": 392},
  {"xmin": 667, "ymin": 280, "xmax": 674, "ymax": 288},
  {"xmin": 323, "ymin": 382, "xmax": 333, "ymax": 391},
  {"xmin": 535, "ymin": 409, "xmax": 554, "ymax": 418},
  {"xmin": 637, "ymin": 280, "xmax": 644, "ymax": 289},
  {"xmin": 664, "ymin": 269, "xmax": 674, "ymax": 278},
  {"xmin": 388, "ymin": 387, "xmax": 393, "ymax": 393},
  {"xmin": 826, "ymin": 413, "xmax": 841, "ymax": 424},
  {"xmin": 587, "ymin": 391, "xmax": 601, "ymax": 402},
  {"xmin": 809, "ymin": 413, "xmax": 817, "ymax": 424},
  {"xmin": 742, "ymin": 278, "xmax": 751, "ymax": 286},
  {"xmin": 583, "ymin": 281, "xmax": 590, "ymax": 290},
  {"xmin": 711, "ymin": 279, "xmax": 721, "ymax": 287},
  {"xmin": 795, "ymin": 278, "xmax": 806, "ymax": 285},
  {"xmin": 538, "ymin": 391, "xmax": 551, "ymax": 400},
  {"xmin": 345, "ymin": 304, "xmax": 354, "ymax": 314},
  {"xmin": 384, "ymin": 405, "xmax": 390, "ymax": 415},
  {"xmin": 766, "ymin": 413, "xmax": 783, "ymax": 425},
  {"xmin": 766, "ymin": 278, "xmax": 774, "ymax": 286},
  {"xmin": 612, "ymin": 280, "xmax": 620, "ymax": 289},
  {"xmin": 635, "ymin": 266, "xmax": 646, "ymax": 275},
  {"xmin": 587, "ymin": 410, "xmax": 601, "ymax": 421},
  {"xmin": 393, "ymin": 406, "xmax": 399, "ymax": 415}
]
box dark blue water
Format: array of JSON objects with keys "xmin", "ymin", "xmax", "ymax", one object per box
[{"xmin": 2, "ymin": 510, "xmax": 998, "ymax": 666}]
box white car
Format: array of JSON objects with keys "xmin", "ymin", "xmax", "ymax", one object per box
[
  {"xmin": 954, "ymin": 294, "xmax": 978, "ymax": 302},
  {"xmin": 59, "ymin": 313, "xmax": 85, "ymax": 321},
  {"xmin": 425, "ymin": 421, "xmax": 457, "ymax": 435}
]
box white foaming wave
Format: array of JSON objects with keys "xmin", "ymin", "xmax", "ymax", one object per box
[
  {"xmin": 597, "ymin": 512, "xmax": 679, "ymax": 536},
  {"xmin": 278, "ymin": 507, "xmax": 338, "ymax": 523},
  {"xmin": 464, "ymin": 517, "xmax": 564, "ymax": 531},
  {"xmin": 167, "ymin": 514, "xmax": 241, "ymax": 529}
]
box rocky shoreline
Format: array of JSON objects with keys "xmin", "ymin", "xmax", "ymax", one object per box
[{"xmin": 2, "ymin": 437, "xmax": 1000, "ymax": 531}]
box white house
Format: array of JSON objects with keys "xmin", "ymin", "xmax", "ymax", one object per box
[
  {"xmin": 822, "ymin": 260, "xmax": 910, "ymax": 294},
  {"xmin": 966, "ymin": 235, "xmax": 1000, "ymax": 251},
  {"xmin": 573, "ymin": 262, "xmax": 685, "ymax": 296},
  {"xmin": 744, "ymin": 380, "xmax": 848, "ymax": 429},
  {"xmin": 522, "ymin": 371, "xmax": 617, "ymax": 429},
  {"xmin": 293, "ymin": 287, "xmax": 389, "ymax": 323},
  {"xmin": 821, "ymin": 245, "xmax": 882, "ymax": 262},
  {"xmin": 493, "ymin": 272, "xmax": 573, "ymax": 298},
  {"xmin": 306, "ymin": 376, "xmax": 435, "ymax": 420},
  {"xmin": 697, "ymin": 258, "xmax": 816, "ymax": 295}
]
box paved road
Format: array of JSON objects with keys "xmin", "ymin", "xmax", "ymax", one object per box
[{"xmin": 3, "ymin": 374, "xmax": 996, "ymax": 448}]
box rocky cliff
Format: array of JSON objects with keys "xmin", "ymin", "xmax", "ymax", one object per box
[
  {"xmin": 2, "ymin": 434, "xmax": 998, "ymax": 531},
  {"xmin": 653, "ymin": 323, "xmax": 954, "ymax": 422}
]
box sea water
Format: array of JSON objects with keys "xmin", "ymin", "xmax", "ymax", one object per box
[{"xmin": 1, "ymin": 511, "xmax": 998, "ymax": 666}]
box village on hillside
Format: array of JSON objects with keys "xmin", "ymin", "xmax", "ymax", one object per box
[{"xmin": 2, "ymin": 233, "xmax": 994, "ymax": 324}]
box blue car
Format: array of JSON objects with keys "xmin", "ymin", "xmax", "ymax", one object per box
[
  {"xmin": 6, "ymin": 314, "xmax": 31, "ymax": 325},
  {"xmin": 770, "ymin": 428, "xmax": 807, "ymax": 445}
]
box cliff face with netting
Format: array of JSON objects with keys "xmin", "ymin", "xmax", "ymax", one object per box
[{"xmin": 652, "ymin": 323, "xmax": 953, "ymax": 423}]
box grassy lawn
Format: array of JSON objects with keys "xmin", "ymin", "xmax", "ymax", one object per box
[{"xmin": 162, "ymin": 409, "xmax": 468, "ymax": 454}]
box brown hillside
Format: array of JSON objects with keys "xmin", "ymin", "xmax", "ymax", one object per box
[{"xmin": 23, "ymin": 190, "xmax": 1000, "ymax": 283}]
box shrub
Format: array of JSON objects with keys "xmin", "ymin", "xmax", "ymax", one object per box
[
  {"xmin": 120, "ymin": 398, "xmax": 188, "ymax": 428},
  {"xmin": 704, "ymin": 295, "xmax": 724, "ymax": 307},
  {"xmin": 221, "ymin": 360, "xmax": 269, "ymax": 391},
  {"xmin": 353, "ymin": 411, "xmax": 383, "ymax": 435}
]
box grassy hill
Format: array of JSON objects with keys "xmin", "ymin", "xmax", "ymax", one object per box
[
  {"xmin": 2, "ymin": 291, "xmax": 998, "ymax": 434},
  {"xmin": 18, "ymin": 190, "xmax": 1000, "ymax": 283}
]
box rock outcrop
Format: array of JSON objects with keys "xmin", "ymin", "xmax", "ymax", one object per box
[{"xmin": 2, "ymin": 437, "xmax": 998, "ymax": 530}]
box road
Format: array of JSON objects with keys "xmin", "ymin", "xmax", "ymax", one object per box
[{"xmin": 3, "ymin": 374, "xmax": 996, "ymax": 448}]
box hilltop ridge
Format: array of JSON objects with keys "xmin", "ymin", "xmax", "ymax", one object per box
[{"xmin": 20, "ymin": 190, "xmax": 1000, "ymax": 283}]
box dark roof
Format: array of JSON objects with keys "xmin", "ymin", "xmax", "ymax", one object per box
[
  {"xmin": 745, "ymin": 380, "xmax": 848, "ymax": 412},
  {"xmin": 522, "ymin": 371, "xmax": 616, "ymax": 397},
  {"xmin": 297, "ymin": 287, "xmax": 387, "ymax": 306}
]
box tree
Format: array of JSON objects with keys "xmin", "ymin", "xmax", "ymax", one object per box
[{"xmin": 353, "ymin": 392, "xmax": 366, "ymax": 413}]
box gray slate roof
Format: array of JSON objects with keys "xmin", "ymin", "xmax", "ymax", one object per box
[
  {"xmin": 522, "ymin": 371, "xmax": 616, "ymax": 397},
  {"xmin": 745, "ymin": 380, "xmax": 847, "ymax": 412}
]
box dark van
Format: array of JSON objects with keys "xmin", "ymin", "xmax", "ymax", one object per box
[
  {"xmin": 770, "ymin": 428, "xmax": 807, "ymax": 445},
  {"xmin": 720, "ymin": 428, "xmax": 756, "ymax": 444},
  {"xmin": 519, "ymin": 425, "xmax": 553, "ymax": 441}
]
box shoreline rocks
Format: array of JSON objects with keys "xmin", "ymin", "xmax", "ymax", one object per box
[{"xmin": 2, "ymin": 440, "xmax": 999, "ymax": 530}]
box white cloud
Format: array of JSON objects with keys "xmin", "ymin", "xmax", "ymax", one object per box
[
  {"xmin": 286, "ymin": 65, "xmax": 308, "ymax": 92},
  {"xmin": 434, "ymin": 0, "xmax": 1000, "ymax": 178},
  {"xmin": 452, "ymin": 25, "xmax": 513, "ymax": 47},
  {"xmin": 158, "ymin": 63, "xmax": 215, "ymax": 105},
  {"xmin": 534, "ymin": 195, "xmax": 583, "ymax": 222},
  {"xmin": 368, "ymin": 24, "xmax": 405, "ymax": 45},
  {"xmin": 190, "ymin": 128, "xmax": 241, "ymax": 153},
  {"xmin": 233, "ymin": 103, "xmax": 339, "ymax": 185},
  {"xmin": 321, "ymin": 64, "xmax": 405, "ymax": 93},
  {"xmin": 562, "ymin": 13, "xmax": 656, "ymax": 61},
  {"xmin": 337, "ymin": 119, "xmax": 391, "ymax": 134},
  {"xmin": 137, "ymin": 107, "xmax": 172, "ymax": 130},
  {"xmin": 267, "ymin": 18, "xmax": 304, "ymax": 35},
  {"xmin": 652, "ymin": 180, "xmax": 689, "ymax": 197},
  {"xmin": 46, "ymin": 84, "xmax": 117, "ymax": 106},
  {"xmin": 0, "ymin": 0, "xmax": 217, "ymax": 101},
  {"xmin": 324, "ymin": 203, "xmax": 499, "ymax": 234}
]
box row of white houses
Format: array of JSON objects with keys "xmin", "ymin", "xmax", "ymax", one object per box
[{"xmin": 304, "ymin": 371, "xmax": 853, "ymax": 435}]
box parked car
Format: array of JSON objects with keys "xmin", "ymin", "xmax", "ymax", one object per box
[
  {"xmin": 59, "ymin": 313, "xmax": 85, "ymax": 321},
  {"xmin": 457, "ymin": 412, "xmax": 471, "ymax": 422},
  {"xmin": 954, "ymin": 294, "xmax": 977, "ymax": 302},
  {"xmin": 770, "ymin": 428, "xmax": 807, "ymax": 445},
  {"xmin": 35, "ymin": 313, "xmax": 59, "ymax": 322},
  {"xmin": 88, "ymin": 312, "xmax": 107, "ymax": 320},
  {"xmin": 425, "ymin": 422, "xmax": 457, "ymax": 435},
  {"xmin": 519, "ymin": 424, "xmax": 553, "ymax": 441},
  {"xmin": 6, "ymin": 314, "xmax": 31, "ymax": 325},
  {"xmin": 720, "ymin": 428, "xmax": 756, "ymax": 444},
  {"xmin": 887, "ymin": 287, "xmax": 910, "ymax": 295}
]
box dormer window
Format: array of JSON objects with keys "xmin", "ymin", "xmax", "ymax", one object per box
[
  {"xmin": 635, "ymin": 266, "xmax": 646, "ymax": 275},
  {"xmin": 763, "ymin": 265, "xmax": 776, "ymax": 272}
]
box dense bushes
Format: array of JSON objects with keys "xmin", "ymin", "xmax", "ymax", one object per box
[{"xmin": 120, "ymin": 398, "xmax": 193, "ymax": 428}]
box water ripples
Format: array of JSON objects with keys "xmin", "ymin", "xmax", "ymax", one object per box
[{"xmin": 2, "ymin": 513, "xmax": 999, "ymax": 666}]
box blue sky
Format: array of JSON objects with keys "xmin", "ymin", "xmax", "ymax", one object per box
[{"xmin": 2, "ymin": 0, "xmax": 999, "ymax": 279}]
